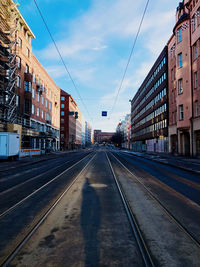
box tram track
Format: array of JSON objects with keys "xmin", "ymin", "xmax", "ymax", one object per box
[
  {"xmin": 106, "ymin": 152, "xmax": 155, "ymax": 267},
  {"xmin": 108, "ymin": 151, "xmax": 200, "ymax": 248},
  {"xmin": 0, "ymin": 152, "xmax": 96, "ymax": 266},
  {"xmin": 0, "ymin": 152, "xmax": 93, "ymax": 219}
]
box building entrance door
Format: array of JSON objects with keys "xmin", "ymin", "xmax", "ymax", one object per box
[
  {"xmin": 184, "ymin": 132, "xmax": 190, "ymax": 156},
  {"xmin": 196, "ymin": 131, "xmax": 200, "ymax": 156}
]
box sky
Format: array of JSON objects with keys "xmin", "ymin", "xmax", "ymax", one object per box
[{"xmin": 18, "ymin": 0, "xmax": 179, "ymax": 132}]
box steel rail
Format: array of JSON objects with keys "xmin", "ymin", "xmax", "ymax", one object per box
[
  {"xmin": 109, "ymin": 151, "xmax": 200, "ymax": 248},
  {"xmin": 0, "ymin": 153, "xmax": 90, "ymax": 194},
  {"xmin": 0, "ymin": 151, "xmax": 85, "ymax": 173},
  {"xmin": 0, "ymin": 152, "xmax": 92, "ymax": 219},
  {"xmin": 2, "ymin": 152, "xmax": 96, "ymax": 266},
  {"xmin": 106, "ymin": 152, "xmax": 155, "ymax": 267}
]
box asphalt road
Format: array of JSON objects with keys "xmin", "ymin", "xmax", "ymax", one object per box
[
  {"xmin": 0, "ymin": 150, "xmax": 93, "ymax": 264},
  {"xmin": 0, "ymin": 148, "xmax": 200, "ymax": 266},
  {"xmin": 110, "ymin": 149, "xmax": 200, "ymax": 244}
]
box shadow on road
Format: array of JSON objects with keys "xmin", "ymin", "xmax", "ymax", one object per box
[{"xmin": 81, "ymin": 178, "xmax": 101, "ymax": 266}]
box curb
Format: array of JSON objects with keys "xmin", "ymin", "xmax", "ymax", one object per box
[{"xmin": 124, "ymin": 152, "xmax": 200, "ymax": 175}]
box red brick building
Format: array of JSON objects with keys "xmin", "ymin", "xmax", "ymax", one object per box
[
  {"xmin": 168, "ymin": 0, "xmax": 200, "ymax": 156},
  {"xmin": 60, "ymin": 89, "xmax": 79, "ymax": 150},
  {"xmin": 0, "ymin": 2, "xmax": 60, "ymax": 151}
]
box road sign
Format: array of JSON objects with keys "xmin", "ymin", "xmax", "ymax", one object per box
[{"xmin": 102, "ymin": 111, "xmax": 107, "ymax": 117}]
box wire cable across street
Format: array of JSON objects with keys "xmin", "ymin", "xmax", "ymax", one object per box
[
  {"xmin": 109, "ymin": 0, "xmax": 150, "ymax": 118},
  {"xmin": 33, "ymin": 0, "xmax": 93, "ymax": 122}
]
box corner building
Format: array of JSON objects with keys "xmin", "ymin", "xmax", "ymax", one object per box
[
  {"xmin": 131, "ymin": 46, "xmax": 168, "ymax": 152},
  {"xmin": 0, "ymin": 2, "xmax": 60, "ymax": 150},
  {"xmin": 168, "ymin": 0, "xmax": 200, "ymax": 156}
]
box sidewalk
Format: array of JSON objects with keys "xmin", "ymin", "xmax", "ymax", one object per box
[{"xmin": 123, "ymin": 150, "xmax": 200, "ymax": 175}]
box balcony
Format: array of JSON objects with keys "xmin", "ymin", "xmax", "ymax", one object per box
[
  {"xmin": 46, "ymin": 120, "xmax": 51, "ymax": 125},
  {"xmin": 36, "ymin": 83, "xmax": 45, "ymax": 94},
  {"xmin": 24, "ymin": 72, "xmax": 33, "ymax": 82}
]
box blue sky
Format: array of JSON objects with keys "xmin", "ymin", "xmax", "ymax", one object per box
[{"xmin": 19, "ymin": 0, "xmax": 178, "ymax": 131}]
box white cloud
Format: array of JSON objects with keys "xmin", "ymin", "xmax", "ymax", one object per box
[{"xmin": 30, "ymin": 0, "xmax": 179, "ymax": 131}]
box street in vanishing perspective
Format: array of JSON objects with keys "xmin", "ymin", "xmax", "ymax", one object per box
[{"xmin": 0, "ymin": 0, "xmax": 200, "ymax": 266}]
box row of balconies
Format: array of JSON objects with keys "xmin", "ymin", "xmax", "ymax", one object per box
[{"xmin": 24, "ymin": 73, "xmax": 45, "ymax": 95}]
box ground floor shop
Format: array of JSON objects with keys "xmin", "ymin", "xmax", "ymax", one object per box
[{"xmin": 131, "ymin": 137, "xmax": 168, "ymax": 153}]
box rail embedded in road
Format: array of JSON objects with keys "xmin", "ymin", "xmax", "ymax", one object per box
[{"xmin": 0, "ymin": 152, "xmax": 96, "ymax": 266}]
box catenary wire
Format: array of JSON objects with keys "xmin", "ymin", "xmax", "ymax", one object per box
[
  {"xmin": 33, "ymin": 0, "xmax": 93, "ymax": 122},
  {"xmin": 109, "ymin": 0, "xmax": 150, "ymax": 118}
]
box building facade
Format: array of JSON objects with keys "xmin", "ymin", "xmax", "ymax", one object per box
[
  {"xmin": 131, "ymin": 46, "xmax": 168, "ymax": 152},
  {"xmin": 94, "ymin": 131, "xmax": 114, "ymax": 143},
  {"xmin": 0, "ymin": 1, "xmax": 60, "ymax": 151},
  {"xmin": 85, "ymin": 121, "xmax": 92, "ymax": 146},
  {"xmin": 168, "ymin": 0, "xmax": 200, "ymax": 156},
  {"xmin": 94, "ymin": 129, "xmax": 101, "ymax": 143},
  {"xmin": 121, "ymin": 114, "xmax": 131, "ymax": 149}
]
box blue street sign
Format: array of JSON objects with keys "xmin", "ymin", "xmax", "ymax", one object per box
[{"xmin": 102, "ymin": 111, "xmax": 107, "ymax": 117}]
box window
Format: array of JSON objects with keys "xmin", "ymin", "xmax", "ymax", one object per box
[
  {"xmin": 61, "ymin": 96, "xmax": 65, "ymax": 101},
  {"xmin": 177, "ymin": 27, "xmax": 182, "ymax": 42},
  {"xmin": 61, "ymin": 126, "xmax": 64, "ymax": 131},
  {"xmin": 194, "ymin": 43, "xmax": 198, "ymax": 60},
  {"xmin": 61, "ymin": 118, "xmax": 64, "ymax": 123},
  {"xmin": 32, "ymin": 88, "xmax": 35, "ymax": 99},
  {"xmin": 178, "ymin": 53, "xmax": 183, "ymax": 68},
  {"xmin": 16, "ymin": 95, "xmax": 19, "ymax": 107},
  {"xmin": 46, "ymin": 99, "xmax": 48, "ymax": 108},
  {"xmin": 24, "ymin": 81, "xmax": 29, "ymax": 92},
  {"xmin": 179, "ymin": 105, "xmax": 184, "ymax": 120},
  {"xmin": 194, "ymin": 72, "xmax": 198, "ymax": 88},
  {"xmin": 41, "ymin": 110, "xmax": 44, "ymax": 119},
  {"xmin": 32, "ymin": 104, "xmax": 35, "ymax": 115},
  {"xmin": 37, "ymin": 93, "xmax": 40, "ymax": 102},
  {"xmin": 42, "ymin": 96, "xmax": 44, "ymax": 105},
  {"xmin": 61, "ymin": 104, "xmax": 64, "ymax": 108},
  {"xmin": 178, "ymin": 78, "xmax": 183, "ymax": 94},
  {"xmin": 192, "ymin": 15, "xmax": 196, "ymax": 31},
  {"xmin": 198, "ymin": 9, "xmax": 200, "ymax": 25},
  {"xmin": 26, "ymin": 47, "xmax": 30, "ymax": 58},
  {"xmin": 18, "ymin": 37, "xmax": 22, "ymax": 48},
  {"xmin": 49, "ymin": 102, "xmax": 52, "ymax": 110},
  {"xmin": 32, "ymin": 73, "xmax": 35, "ymax": 83},
  {"xmin": 16, "ymin": 56, "xmax": 21, "ymax": 69},
  {"xmin": 37, "ymin": 108, "xmax": 40, "ymax": 117},
  {"xmin": 195, "ymin": 101, "xmax": 199, "ymax": 117},
  {"xmin": 17, "ymin": 76, "xmax": 21, "ymax": 88},
  {"xmin": 25, "ymin": 64, "xmax": 29, "ymax": 73},
  {"xmin": 61, "ymin": 111, "xmax": 64, "ymax": 116}
]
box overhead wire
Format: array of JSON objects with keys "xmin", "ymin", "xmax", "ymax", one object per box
[
  {"xmin": 109, "ymin": 0, "xmax": 150, "ymax": 118},
  {"xmin": 33, "ymin": 0, "xmax": 93, "ymax": 122}
]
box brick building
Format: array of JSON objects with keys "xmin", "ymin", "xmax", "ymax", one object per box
[
  {"xmin": 60, "ymin": 89, "xmax": 81, "ymax": 150},
  {"xmin": 0, "ymin": 1, "xmax": 60, "ymax": 151},
  {"xmin": 168, "ymin": 0, "xmax": 200, "ymax": 156},
  {"xmin": 131, "ymin": 46, "xmax": 168, "ymax": 152},
  {"xmin": 94, "ymin": 130, "xmax": 114, "ymax": 143}
]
